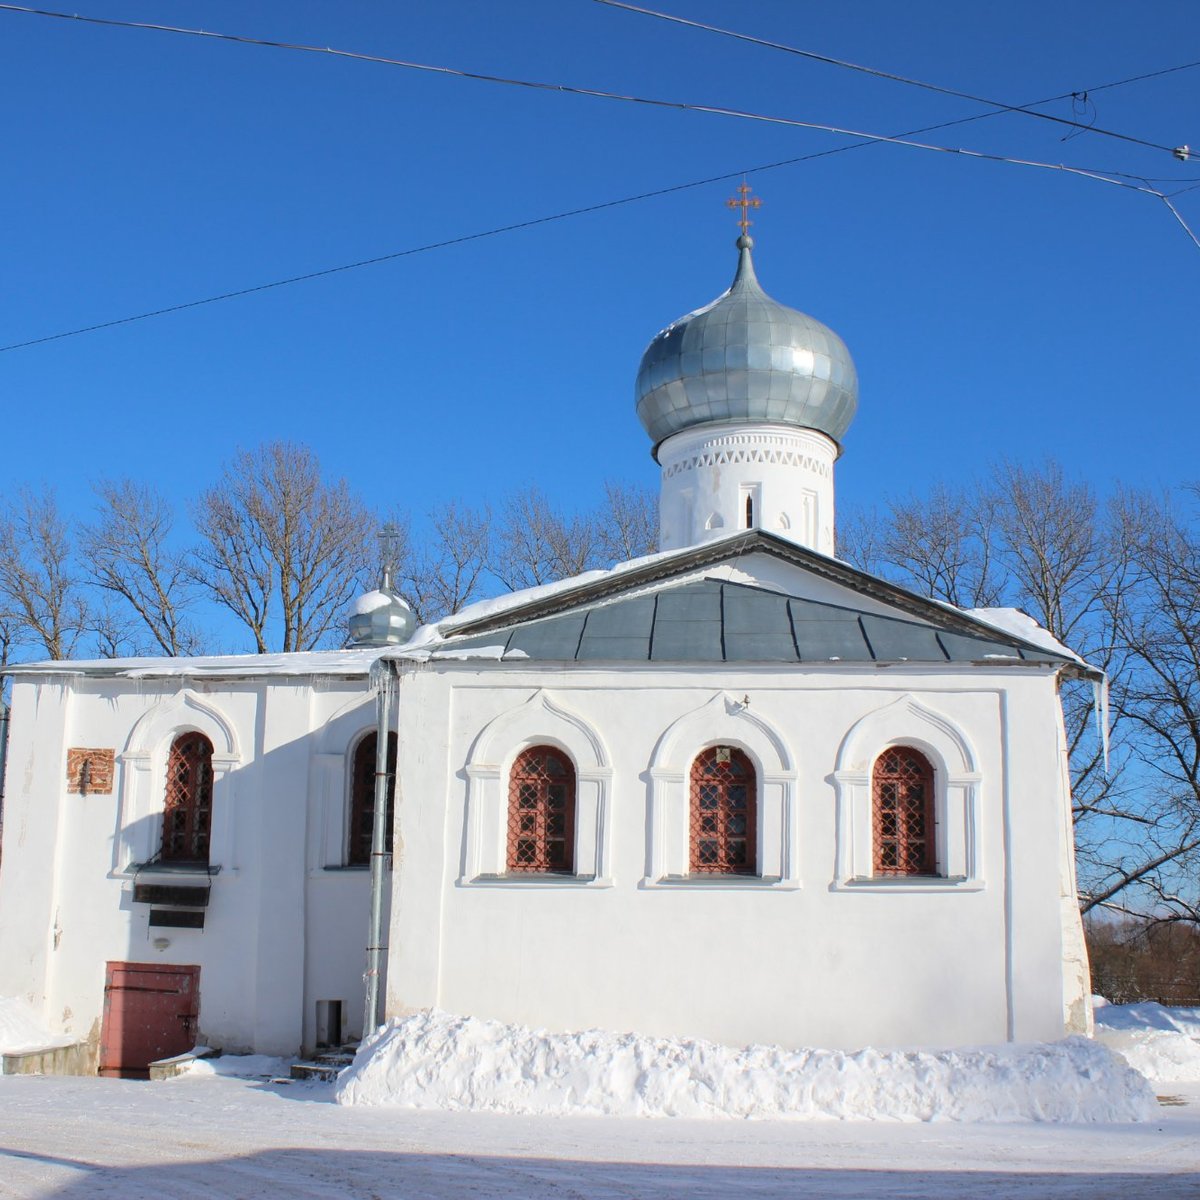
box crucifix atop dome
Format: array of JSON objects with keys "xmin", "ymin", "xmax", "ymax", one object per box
[{"xmin": 727, "ymin": 182, "xmax": 761, "ymax": 238}]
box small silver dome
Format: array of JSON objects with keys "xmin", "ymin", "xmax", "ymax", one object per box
[
  {"xmin": 347, "ymin": 577, "xmax": 415, "ymax": 647},
  {"xmin": 636, "ymin": 236, "xmax": 858, "ymax": 456}
]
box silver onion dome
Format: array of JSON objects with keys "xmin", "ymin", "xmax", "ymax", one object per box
[
  {"xmin": 635, "ymin": 235, "xmax": 858, "ymax": 456},
  {"xmin": 347, "ymin": 571, "xmax": 416, "ymax": 647}
]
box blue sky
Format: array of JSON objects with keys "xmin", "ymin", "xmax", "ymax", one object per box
[{"xmin": 2, "ymin": 0, "xmax": 1197, "ymax": 537}]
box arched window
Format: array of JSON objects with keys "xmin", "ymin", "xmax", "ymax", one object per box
[
  {"xmin": 690, "ymin": 746, "xmax": 756, "ymax": 874},
  {"xmin": 161, "ymin": 732, "xmax": 214, "ymax": 864},
  {"xmin": 872, "ymin": 746, "xmax": 936, "ymax": 876},
  {"xmin": 507, "ymin": 746, "xmax": 576, "ymax": 873},
  {"xmin": 349, "ymin": 732, "xmax": 397, "ymax": 866}
]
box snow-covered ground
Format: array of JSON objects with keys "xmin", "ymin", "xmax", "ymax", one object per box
[
  {"xmin": 1092, "ymin": 996, "xmax": 1200, "ymax": 1084},
  {"xmin": 3, "ymin": 1000, "xmax": 1200, "ymax": 1198},
  {"xmin": 0, "ymin": 1069, "xmax": 1198, "ymax": 1199}
]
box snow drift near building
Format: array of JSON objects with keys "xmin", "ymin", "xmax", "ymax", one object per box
[
  {"xmin": 0, "ymin": 997, "xmax": 74, "ymax": 1055},
  {"xmin": 334, "ymin": 1010, "xmax": 1155, "ymax": 1123},
  {"xmin": 1092, "ymin": 997, "xmax": 1200, "ymax": 1083}
]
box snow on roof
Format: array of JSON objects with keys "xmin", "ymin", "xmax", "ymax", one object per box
[
  {"xmin": 4, "ymin": 647, "xmax": 388, "ymax": 680},
  {"xmin": 2, "ymin": 536, "xmax": 1095, "ymax": 679},
  {"xmin": 352, "ymin": 589, "xmax": 403, "ymax": 616},
  {"xmin": 965, "ymin": 608, "xmax": 1085, "ymax": 665}
]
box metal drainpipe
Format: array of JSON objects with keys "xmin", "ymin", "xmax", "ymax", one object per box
[
  {"xmin": 0, "ymin": 698, "xmax": 9, "ymax": 835},
  {"xmin": 362, "ymin": 659, "xmax": 395, "ymax": 1041}
]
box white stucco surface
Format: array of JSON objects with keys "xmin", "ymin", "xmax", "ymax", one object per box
[
  {"xmin": 0, "ymin": 674, "xmax": 381, "ymax": 1060},
  {"xmin": 0, "ymin": 549, "xmax": 1090, "ymax": 1062}
]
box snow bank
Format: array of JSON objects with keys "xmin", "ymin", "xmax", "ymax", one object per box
[
  {"xmin": 1092, "ymin": 998, "xmax": 1200, "ymax": 1083},
  {"xmin": 185, "ymin": 1053, "xmax": 292, "ymax": 1078},
  {"xmin": 0, "ymin": 997, "xmax": 74, "ymax": 1055},
  {"xmin": 1093, "ymin": 998, "xmax": 1200, "ymax": 1036},
  {"xmin": 335, "ymin": 1010, "xmax": 1155, "ymax": 1123}
]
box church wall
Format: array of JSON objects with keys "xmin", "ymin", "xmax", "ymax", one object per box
[
  {"xmin": 0, "ymin": 672, "xmax": 378, "ymax": 1060},
  {"xmin": 997, "ymin": 677, "xmax": 1080, "ymax": 1043},
  {"xmin": 386, "ymin": 661, "xmax": 1075, "ymax": 1051}
]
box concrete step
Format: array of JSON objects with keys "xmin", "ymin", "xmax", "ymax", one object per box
[
  {"xmin": 2, "ymin": 1041, "xmax": 91, "ymax": 1078},
  {"xmin": 288, "ymin": 1043, "xmax": 359, "ymax": 1083},
  {"xmin": 312, "ymin": 1051, "xmax": 355, "ymax": 1067},
  {"xmin": 289, "ymin": 1061, "xmax": 343, "ymax": 1083},
  {"xmin": 148, "ymin": 1046, "xmax": 221, "ymax": 1081}
]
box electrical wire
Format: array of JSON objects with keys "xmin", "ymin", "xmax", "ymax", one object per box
[
  {"xmin": 2, "ymin": 127, "xmax": 1193, "ymax": 355},
  {"xmin": 0, "ymin": 4, "xmax": 1196, "ymax": 353},
  {"xmin": 0, "ymin": 1, "xmax": 1192, "ymax": 165},
  {"xmin": 594, "ymin": 0, "xmax": 1197, "ymax": 159}
]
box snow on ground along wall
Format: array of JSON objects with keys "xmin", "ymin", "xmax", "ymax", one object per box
[
  {"xmin": 335, "ymin": 1010, "xmax": 1155, "ymax": 1123},
  {"xmin": 1092, "ymin": 997, "xmax": 1200, "ymax": 1084},
  {"xmin": 0, "ymin": 997, "xmax": 74, "ymax": 1055}
]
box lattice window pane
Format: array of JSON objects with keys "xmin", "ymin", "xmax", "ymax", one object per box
[
  {"xmin": 872, "ymin": 746, "xmax": 936, "ymax": 876},
  {"xmin": 161, "ymin": 732, "xmax": 215, "ymax": 864},
  {"xmin": 689, "ymin": 746, "xmax": 757, "ymax": 875},
  {"xmin": 348, "ymin": 732, "xmax": 397, "ymax": 866},
  {"xmin": 506, "ymin": 746, "xmax": 576, "ymax": 874}
]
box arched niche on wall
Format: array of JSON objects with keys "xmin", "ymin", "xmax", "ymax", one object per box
[{"xmin": 460, "ymin": 689, "xmax": 613, "ymax": 886}]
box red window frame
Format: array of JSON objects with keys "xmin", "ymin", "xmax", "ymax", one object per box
[
  {"xmin": 872, "ymin": 746, "xmax": 937, "ymax": 876},
  {"xmin": 506, "ymin": 745, "xmax": 576, "ymax": 874},
  {"xmin": 161, "ymin": 732, "xmax": 214, "ymax": 864},
  {"xmin": 349, "ymin": 732, "xmax": 397, "ymax": 866},
  {"xmin": 689, "ymin": 746, "xmax": 757, "ymax": 875}
]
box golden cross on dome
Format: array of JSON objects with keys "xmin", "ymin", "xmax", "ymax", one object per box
[{"xmin": 727, "ymin": 183, "xmax": 761, "ymax": 236}]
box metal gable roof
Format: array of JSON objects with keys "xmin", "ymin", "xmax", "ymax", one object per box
[{"xmin": 442, "ymin": 577, "xmax": 1068, "ymax": 667}]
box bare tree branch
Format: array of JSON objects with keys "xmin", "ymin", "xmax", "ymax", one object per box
[
  {"xmin": 0, "ymin": 488, "xmax": 90, "ymax": 660},
  {"xmin": 192, "ymin": 442, "xmax": 375, "ymax": 652},
  {"xmin": 81, "ymin": 479, "xmax": 203, "ymax": 656}
]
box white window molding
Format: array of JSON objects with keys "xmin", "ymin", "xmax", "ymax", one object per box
[
  {"xmin": 309, "ymin": 691, "xmax": 378, "ymax": 873},
  {"xmin": 644, "ymin": 691, "xmax": 798, "ymax": 889},
  {"xmin": 831, "ymin": 694, "xmax": 984, "ymax": 892},
  {"xmin": 460, "ymin": 690, "xmax": 613, "ymax": 886},
  {"xmin": 114, "ymin": 689, "xmax": 242, "ymax": 876}
]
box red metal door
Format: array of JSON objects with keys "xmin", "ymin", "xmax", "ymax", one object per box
[{"xmin": 99, "ymin": 961, "xmax": 200, "ymax": 1079}]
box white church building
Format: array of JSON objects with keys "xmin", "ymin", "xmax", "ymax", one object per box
[{"xmin": 0, "ymin": 229, "xmax": 1097, "ymax": 1076}]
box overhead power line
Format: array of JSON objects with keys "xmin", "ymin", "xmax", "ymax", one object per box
[
  {"xmin": 0, "ymin": 4, "xmax": 1195, "ymax": 353},
  {"xmin": 1, "ymin": 126, "xmax": 1195, "ymax": 356},
  {"xmin": 595, "ymin": 0, "xmax": 1197, "ymax": 161},
  {"xmin": 0, "ymin": 1, "xmax": 1193, "ymax": 165}
]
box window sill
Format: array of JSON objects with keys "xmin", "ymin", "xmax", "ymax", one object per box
[
  {"xmin": 831, "ymin": 875, "xmax": 984, "ymax": 894},
  {"xmin": 462, "ymin": 873, "xmax": 613, "ymax": 889},
  {"xmin": 311, "ymin": 862, "xmax": 392, "ymax": 877},
  {"xmin": 126, "ymin": 862, "xmax": 223, "ymax": 877},
  {"xmin": 642, "ymin": 874, "xmax": 800, "ymax": 891}
]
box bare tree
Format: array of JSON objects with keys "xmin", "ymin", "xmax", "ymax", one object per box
[
  {"xmin": 491, "ymin": 488, "xmax": 600, "ymax": 592},
  {"xmin": 81, "ymin": 480, "xmax": 203, "ymax": 656},
  {"xmin": 193, "ymin": 443, "xmax": 375, "ymax": 652},
  {"xmin": 839, "ymin": 483, "xmax": 1004, "ymax": 609},
  {"xmin": 1083, "ymin": 486, "xmax": 1200, "ymax": 921},
  {"xmin": 0, "ymin": 488, "xmax": 90, "ymax": 660},
  {"xmin": 401, "ymin": 502, "xmax": 492, "ymax": 625},
  {"xmin": 596, "ymin": 481, "xmax": 658, "ymax": 563},
  {"xmin": 838, "ymin": 461, "xmax": 1196, "ymax": 919}
]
